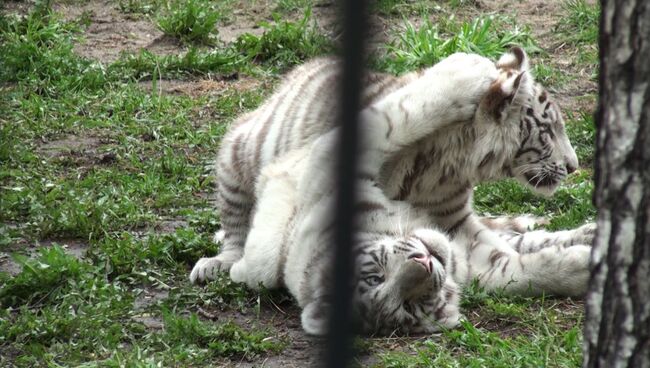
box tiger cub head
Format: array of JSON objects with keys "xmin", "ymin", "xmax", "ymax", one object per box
[
  {"xmin": 477, "ymin": 47, "xmax": 579, "ymax": 196},
  {"xmin": 351, "ymin": 228, "xmax": 462, "ymax": 335}
]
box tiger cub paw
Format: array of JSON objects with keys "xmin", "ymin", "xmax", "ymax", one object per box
[
  {"xmin": 481, "ymin": 214, "xmax": 549, "ymax": 233},
  {"xmin": 189, "ymin": 249, "xmax": 242, "ymax": 283},
  {"xmin": 571, "ymin": 222, "xmax": 597, "ymax": 246}
]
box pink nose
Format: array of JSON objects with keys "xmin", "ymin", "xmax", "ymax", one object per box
[{"xmin": 409, "ymin": 253, "xmax": 432, "ymax": 274}]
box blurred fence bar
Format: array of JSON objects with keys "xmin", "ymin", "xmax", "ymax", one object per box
[{"xmin": 325, "ymin": 1, "xmax": 368, "ymax": 367}]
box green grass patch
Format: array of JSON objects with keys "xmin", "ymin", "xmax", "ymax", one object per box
[
  {"xmin": 566, "ymin": 110, "xmax": 596, "ymax": 166},
  {"xmin": 532, "ymin": 59, "xmax": 569, "ymax": 87},
  {"xmin": 156, "ymin": 0, "xmax": 221, "ymax": 44},
  {"xmin": 0, "ymin": 246, "xmax": 279, "ymax": 366},
  {"xmin": 0, "ymin": 9, "xmax": 107, "ymax": 94},
  {"xmin": 112, "ymin": 47, "xmax": 245, "ymax": 80},
  {"xmin": 160, "ymin": 311, "xmax": 283, "ymax": 358},
  {"xmin": 274, "ymin": 0, "xmax": 313, "ymax": 14},
  {"xmin": 0, "ymin": 246, "xmax": 87, "ymax": 307},
  {"xmin": 555, "ymin": 0, "xmax": 599, "ymax": 46},
  {"xmin": 449, "ymin": 0, "xmax": 481, "ymax": 8},
  {"xmin": 234, "ymin": 10, "xmax": 334, "ymax": 70},
  {"xmin": 474, "ymin": 170, "xmax": 595, "ymax": 231},
  {"xmin": 376, "ymin": 319, "xmax": 582, "ymax": 367},
  {"xmin": 555, "ymin": 0, "xmax": 599, "ymax": 72},
  {"xmin": 372, "ymin": 0, "xmax": 440, "ymax": 16},
  {"xmin": 117, "ymin": 0, "xmax": 161, "ymax": 14},
  {"xmin": 376, "ymin": 282, "xmax": 583, "ymax": 367},
  {"xmin": 0, "ymin": 6, "xmax": 280, "ymax": 365},
  {"xmin": 89, "ymin": 229, "xmax": 218, "ymax": 279},
  {"xmin": 376, "ymin": 15, "xmax": 541, "ymax": 74}
]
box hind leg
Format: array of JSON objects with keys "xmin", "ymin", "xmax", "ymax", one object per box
[
  {"xmin": 467, "ymin": 242, "xmax": 590, "ymax": 297},
  {"xmin": 496, "ymin": 222, "xmax": 596, "ymax": 254},
  {"xmin": 480, "ymin": 215, "xmax": 549, "ymax": 233}
]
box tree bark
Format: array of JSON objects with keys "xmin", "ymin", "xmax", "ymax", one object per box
[{"xmin": 583, "ymin": 1, "xmax": 650, "ymax": 367}]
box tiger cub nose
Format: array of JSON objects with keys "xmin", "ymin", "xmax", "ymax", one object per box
[
  {"xmin": 566, "ymin": 162, "xmax": 577, "ymax": 174},
  {"xmin": 408, "ymin": 253, "xmax": 432, "ymax": 274}
]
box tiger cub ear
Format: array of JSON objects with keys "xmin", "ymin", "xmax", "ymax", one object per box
[
  {"xmin": 479, "ymin": 70, "xmax": 530, "ymax": 121},
  {"xmin": 496, "ymin": 46, "xmax": 529, "ymax": 72},
  {"xmin": 479, "ymin": 46, "xmax": 534, "ymax": 121}
]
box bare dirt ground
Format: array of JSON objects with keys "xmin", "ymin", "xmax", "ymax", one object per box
[
  {"xmin": 1, "ymin": 0, "xmax": 595, "ymax": 366},
  {"xmin": 54, "ymin": 0, "xmax": 185, "ymax": 62}
]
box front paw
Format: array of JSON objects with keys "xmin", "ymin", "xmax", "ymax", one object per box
[
  {"xmin": 189, "ymin": 256, "xmax": 230, "ymax": 283},
  {"xmin": 434, "ymin": 53, "xmax": 498, "ymax": 101}
]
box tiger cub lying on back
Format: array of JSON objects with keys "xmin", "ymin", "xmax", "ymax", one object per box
[{"xmin": 191, "ymin": 52, "xmax": 593, "ymax": 335}]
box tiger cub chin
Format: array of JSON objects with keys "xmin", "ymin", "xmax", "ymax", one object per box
[{"xmin": 191, "ymin": 52, "xmax": 594, "ymax": 335}]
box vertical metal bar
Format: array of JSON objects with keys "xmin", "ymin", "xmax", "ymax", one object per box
[{"xmin": 326, "ymin": 0, "xmax": 368, "ymax": 367}]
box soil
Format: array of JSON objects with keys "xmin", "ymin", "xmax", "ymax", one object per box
[
  {"xmin": 54, "ymin": 0, "xmax": 184, "ymax": 63},
  {"xmin": 138, "ymin": 75, "xmax": 262, "ymax": 98},
  {"xmin": 3, "ymin": 0, "xmax": 597, "ymax": 366}
]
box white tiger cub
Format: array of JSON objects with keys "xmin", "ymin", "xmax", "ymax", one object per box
[
  {"xmin": 222, "ymin": 54, "xmax": 589, "ymax": 335},
  {"xmin": 376, "ymin": 47, "xmax": 595, "ymax": 265},
  {"xmin": 226, "ymin": 53, "xmax": 495, "ymax": 335},
  {"xmin": 192, "ymin": 53, "xmax": 593, "ymax": 335},
  {"xmin": 190, "ymin": 47, "xmax": 594, "ymax": 285}
]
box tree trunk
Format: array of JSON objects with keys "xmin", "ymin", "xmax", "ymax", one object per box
[{"xmin": 583, "ymin": 1, "xmax": 650, "ymax": 367}]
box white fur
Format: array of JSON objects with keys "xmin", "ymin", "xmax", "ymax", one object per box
[{"xmin": 191, "ymin": 50, "xmax": 595, "ymax": 335}]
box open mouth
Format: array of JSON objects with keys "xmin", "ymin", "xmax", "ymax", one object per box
[{"xmin": 525, "ymin": 172, "xmax": 559, "ymax": 187}]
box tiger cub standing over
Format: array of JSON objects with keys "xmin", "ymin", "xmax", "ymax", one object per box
[
  {"xmin": 191, "ymin": 47, "xmax": 594, "ymax": 288},
  {"xmin": 200, "ymin": 53, "xmax": 591, "ymax": 335}
]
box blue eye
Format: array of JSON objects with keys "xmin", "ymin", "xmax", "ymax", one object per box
[{"xmin": 364, "ymin": 275, "xmax": 384, "ymax": 286}]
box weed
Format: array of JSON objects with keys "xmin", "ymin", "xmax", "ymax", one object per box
[
  {"xmin": 118, "ymin": 0, "xmax": 161, "ymax": 14},
  {"xmin": 113, "ymin": 48, "xmax": 245, "ymax": 80},
  {"xmin": 0, "ymin": 246, "xmax": 86, "ymax": 307},
  {"xmin": 556, "ymin": 0, "xmax": 599, "ymax": 46},
  {"xmin": 156, "ymin": 0, "xmax": 221, "ymax": 44},
  {"xmin": 160, "ymin": 311, "xmax": 283, "ymax": 358},
  {"xmin": 235, "ymin": 10, "xmax": 333, "ymax": 70},
  {"xmin": 566, "ymin": 110, "xmax": 596, "ymax": 165},
  {"xmin": 275, "ymin": 0, "xmax": 312, "ymax": 13},
  {"xmin": 532, "ymin": 59, "xmax": 568, "ymax": 87},
  {"xmin": 555, "ymin": 0, "xmax": 599, "ymax": 72},
  {"xmin": 376, "ymin": 16, "xmax": 541, "ymax": 74},
  {"xmin": 0, "ymin": 9, "xmax": 107, "ymax": 93}
]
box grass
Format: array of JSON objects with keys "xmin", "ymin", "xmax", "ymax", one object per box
[
  {"xmin": 532, "ymin": 59, "xmax": 569, "ymax": 87},
  {"xmin": 555, "ymin": 0, "xmax": 600, "ymax": 76},
  {"xmin": 234, "ymin": 9, "xmax": 334, "ymax": 70},
  {"xmin": 556, "ymin": 0, "xmax": 599, "ymax": 46},
  {"xmin": 118, "ymin": 0, "xmax": 161, "ymax": 15},
  {"xmin": 274, "ymin": 0, "xmax": 312, "ymax": 14},
  {"xmin": 373, "ymin": 282, "xmax": 583, "ymax": 367},
  {"xmin": 156, "ymin": 0, "xmax": 221, "ymax": 44},
  {"xmin": 0, "ymin": 0, "xmax": 597, "ymax": 366},
  {"xmin": 375, "ymin": 15, "xmax": 542, "ymax": 74},
  {"xmin": 373, "ymin": 0, "xmax": 441, "ymax": 16}
]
